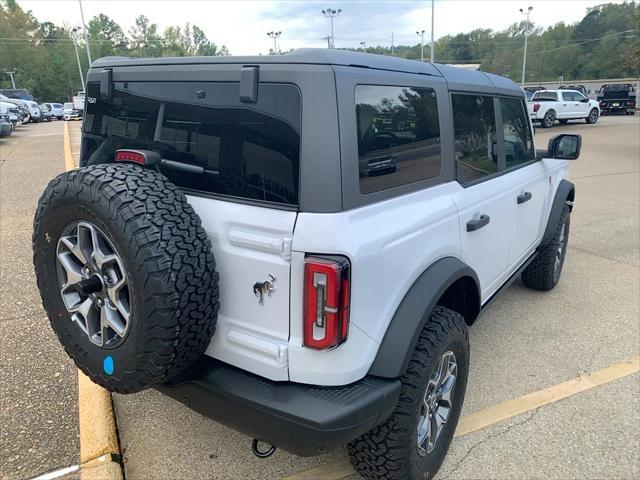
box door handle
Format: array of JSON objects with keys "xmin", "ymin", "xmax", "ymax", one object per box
[
  {"xmin": 466, "ymin": 214, "xmax": 490, "ymax": 232},
  {"xmin": 517, "ymin": 192, "xmax": 532, "ymax": 204}
]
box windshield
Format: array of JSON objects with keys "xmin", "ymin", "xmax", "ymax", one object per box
[
  {"xmin": 64, "ymin": 103, "xmax": 73, "ymax": 109},
  {"xmin": 53, "ymin": 103, "xmax": 63, "ymax": 108},
  {"xmin": 39, "ymin": 104, "xmax": 49, "ymax": 111}
]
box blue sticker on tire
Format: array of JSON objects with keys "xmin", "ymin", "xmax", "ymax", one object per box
[{"xmin": 103, "ymin": 356, "xmax": 114, "ymax": 375}]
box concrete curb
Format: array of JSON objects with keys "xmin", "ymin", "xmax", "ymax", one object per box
[{"xmin": 64, "ymin": 122, "xmax": 123, "ymax": 480}]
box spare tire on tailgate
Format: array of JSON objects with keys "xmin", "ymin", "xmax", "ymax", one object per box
[{"xmin": 32, "ymin": 164, "xmax": 219, "ymax": 394}]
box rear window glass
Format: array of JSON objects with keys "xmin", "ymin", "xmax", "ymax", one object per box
[
  {"xmin": 532, "ymin": 91, "xmax": 557, "ymax": 102},
  {"xmin": 355, "ymin": 85, "xmax": 441, "ymax": 194},
  {"xmin": 84, "ymin": 81, "xmax": 301, "ymax": 206}
]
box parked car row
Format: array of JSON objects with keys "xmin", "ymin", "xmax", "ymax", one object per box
[
  {"xmin": 0, "ymin": 97, "xmax": 69, "ymax": 137},
  {"xmin": 527, "ymin": 88, "xmax": 601, "ymax": 128},
  {"xmin": 526, "ymin": 83, "xmax": 636, "ymax": 129}
]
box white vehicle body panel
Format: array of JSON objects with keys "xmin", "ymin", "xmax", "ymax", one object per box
[
  {"xmin": 291, "ymin": 183, "xmax": 461, "ymax": 385},
  {"xmin": 187, "ymin": 195, "xmax": 296, "ymax": 381}
]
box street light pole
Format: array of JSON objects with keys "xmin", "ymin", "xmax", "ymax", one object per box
[
  {"xmin": 519, "ymin": 6, "xmax": 533, "ymax": 87},
  {"xmin": 321, "ymin": 8, "xmax": 341, "ymax": 48},
  {"xmin": 267, "ymin": 31, "xmax": 282, "ymax": 54},
  {"xmin": 430, "ymin": 0, "xmax": 435, "ymax": 62},
  {"xmin": 78, "ymin": 0, "xmax": 92, "ymax": 65},
  {"xmin": 4, "ymin": 70, "xmax": 16, "ymax": 89},
  {"xmin": 360, "ymin": 41, "xmax": 366, "ymax": 51},
  {"xmin": 71, "ymin": 28, "xmax": 85, "ymax": 89},
  {"xmin": 416, "ymin": 29, "xmax": 425, "ymax": 62}
]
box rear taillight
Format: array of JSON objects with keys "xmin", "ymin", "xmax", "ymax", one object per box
[
  {"xmin": 303, "ymin": 255, "xmax": 350, "ymax": 350},
  {"xmin": 533, "ymin": 104, "xmax": 540, "ymax": 113},
  {"xmin": 629, "ymin": 100, "xmax": 636, "ymax": 108},
  {"xmin": 599, "ymin": 101, "xmax": 606, "ymax": 107}
]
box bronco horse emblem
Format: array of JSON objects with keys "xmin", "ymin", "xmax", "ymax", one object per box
[{"xmin": 253, "ymin": 274, "xmax": 276, "ymax": 305}]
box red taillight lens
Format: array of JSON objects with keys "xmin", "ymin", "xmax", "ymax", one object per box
[
  {"xmin": 115, "ymin": 150, "xmax": 146, "ymax": 164},
  {"xmin": 533, "ymin": 104, "xmax": 540, "ymax": 113},
  {"xmin": 599, "ymin": 101, "xmax": 606, "ymax": 107},
  {"xmin": 303, "ymin": 256, "xmax": 350, "ymax": 350},
  {"xmin": 629, "ymin": 100, "xmax": 636, "ymax": 108}
]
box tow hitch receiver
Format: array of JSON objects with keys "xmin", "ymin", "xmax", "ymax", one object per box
[{"xmin": 251, "ymin": 439, "xmax": 276, "ymax": 458}]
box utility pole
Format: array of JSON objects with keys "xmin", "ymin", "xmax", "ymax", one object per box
[
  {"xmin": 416, "ymin": 29, "xmax": 425, "ymax": 62},
  {"xmin": 71, "ymin": 28, "xmax": 85, "ymax": 89},
  {"xmin": 4, "ymin": 70, "xmax": 16, "ymax": 89},
  {"xmin": 323, "ymin": 35, "xmax": 331, "ymax": 48},
  {"xmin": 78, "ymin": 0, "xmax": 92, "ymax": 65},
  {"xmin": 430, "ymin": 0, "xmax": 435, "ymax": 62},
  {"xmin": 321, "ymin": 8, "xmax": 341, "ymax": 48},
  {"xmin": 360, "ymin": 41, "xmax": 366, "ymax": 51},
  {"xmin": 391, "ymin": 32, "xmax": 394, "ymax": 55},
  {"xmin": 519, "ymin": 6, "xmax": 533, "ymax": 87},
  {"xmin": 267, "ymin": 31, "xmax": 282, "ymax": 54}
]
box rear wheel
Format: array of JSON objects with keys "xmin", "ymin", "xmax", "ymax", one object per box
[
  {"xmin": 542, "ymin": 110, "xmax": 556, "ymax": 128},
  {"xmin": 522, "ymin": 204, "xmax": 570, "ymax": 291},
  {"xmin": 348, "ymin": 306, "xmax": 469, "ymax": 480},
  {"xmin": 586, "ymin": 108, "xmax": 599, "ymax": 124}
]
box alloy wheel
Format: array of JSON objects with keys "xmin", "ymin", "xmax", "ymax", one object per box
[
  {"xmin": 417, "ymin": 351, "xmax": 458, "ymax": 456},
  {"xmin": 55, "ymin": 221, "xmax": 131, "ymax": 348}
]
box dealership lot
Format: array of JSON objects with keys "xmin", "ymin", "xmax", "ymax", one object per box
[{"xmin": 0, "ymin": 115, "xmax": 638, "ymax": 479}]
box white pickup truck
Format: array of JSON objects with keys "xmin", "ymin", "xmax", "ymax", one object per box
[{"xmin": 528, "ymin": 89, "xmax": 600, "ymax": 128}]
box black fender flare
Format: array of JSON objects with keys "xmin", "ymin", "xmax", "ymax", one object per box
[
  {"xmin": 540, "ymin": 179, "xmax": 575, "ymax": 247},
  {"xmin": 368, "ymin": 257, "xmax": 480, "ymax": 378}
]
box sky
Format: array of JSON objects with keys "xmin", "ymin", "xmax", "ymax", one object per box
[{"xmin": 18, "ymin": 0, "xmax": 626, "ymax": 55}]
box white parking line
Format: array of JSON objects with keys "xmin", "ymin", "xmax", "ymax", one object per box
[{"xmin": 31, "ymin": 465, "xmax": 79, "ymax": 480}]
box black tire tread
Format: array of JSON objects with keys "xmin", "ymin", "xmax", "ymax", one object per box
[
  {"xmin": 33, "ymin": 164, "xmax": 219, "ymax": 393},
  {"xmin": 347, "ymin": 306, "xmax": 469, "ymax": 480},
  {"xmin": 521, "ymin": 204, "xmax": 570, "ymax": 291}
]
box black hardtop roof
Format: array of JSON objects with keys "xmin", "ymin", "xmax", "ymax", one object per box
[{"xmin": 91, "ymin": 48, "xmax": 523, "ymax": 95}]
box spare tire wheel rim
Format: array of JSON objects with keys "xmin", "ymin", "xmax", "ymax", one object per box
[
  {"xmin": 56, "ymin": 221, "xmax": 131, "ymax": 348},
  {"xmin": 417, "ymin": 351, "xmax": 458, "ymax": 456}
]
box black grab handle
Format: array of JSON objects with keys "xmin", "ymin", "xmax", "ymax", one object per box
[
  {"xmin": 466, "ymin": 214, "xmax": 490, "ymax": 232},
  {"xmin": 517, "ymin": 192, "xmax": 532, "ymax": 204}
]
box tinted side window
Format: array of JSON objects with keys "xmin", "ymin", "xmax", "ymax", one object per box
[
  {"xmin": 500, "ymin": 98, "xmax": 535, "ymax": 169},
  {"xmin": 84, "ymin": 81, "xmax": 300, "ymax": 206},
  {"xmin": 563, "ymin": 91, "xmax": 584, "ymax": 102},
  {"xmin": 452, "ymin": 94, "xmax": 497, "ymax": 185},
  {"xmin": 355, "ymin": 85, "xmax": 441, "ymax": 194}
]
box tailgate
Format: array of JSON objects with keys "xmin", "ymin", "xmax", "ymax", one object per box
[{"xmin": 189, "ymin": 196, "xmax": 296, "ymax": 381}]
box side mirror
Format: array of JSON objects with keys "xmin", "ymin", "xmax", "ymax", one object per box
[
  {"xmin": 548, "ymin": 134, "xmax": 581, "ymax": 160},
  {"xmin": 580, "ymin": 97, "xmax": 589, "ymax": 103}
]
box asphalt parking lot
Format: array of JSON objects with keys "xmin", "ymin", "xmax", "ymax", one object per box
[{"xmin": 1, "ymin": 114, "xmax": 638, "ymax": 480}]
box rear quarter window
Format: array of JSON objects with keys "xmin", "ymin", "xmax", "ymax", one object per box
[
  {"xmin": 355, "ymin": 85, "xmax": 441, "ymax": 194},
  {"xmin": 83, "ymin": 81, "xmax": 301, "ymax": 207}
]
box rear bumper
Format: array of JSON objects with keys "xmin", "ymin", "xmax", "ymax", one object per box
[{"xmin": 157, "ymin": 357, "xmax": 401, "ymax": 456}]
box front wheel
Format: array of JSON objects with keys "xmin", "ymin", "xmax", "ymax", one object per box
[
  {"xmin": 586, "ymin": 108, "xmax": 599, "ymax": 124},
  {"xmin": 348, "ymin": 306, "xmax": 469, "ymax": 480},
  {"xmin": 542, "ymin": 110, "xmax": 556, "ymax": 128},
  {"xmin": 522, "ymin": 204, "xmax": 570, "ymax": 290}
]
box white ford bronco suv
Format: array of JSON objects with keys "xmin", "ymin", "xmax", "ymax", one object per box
[{"xmin": 33, "ymin": 50, "xmax": 581, "ymax": 479}]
